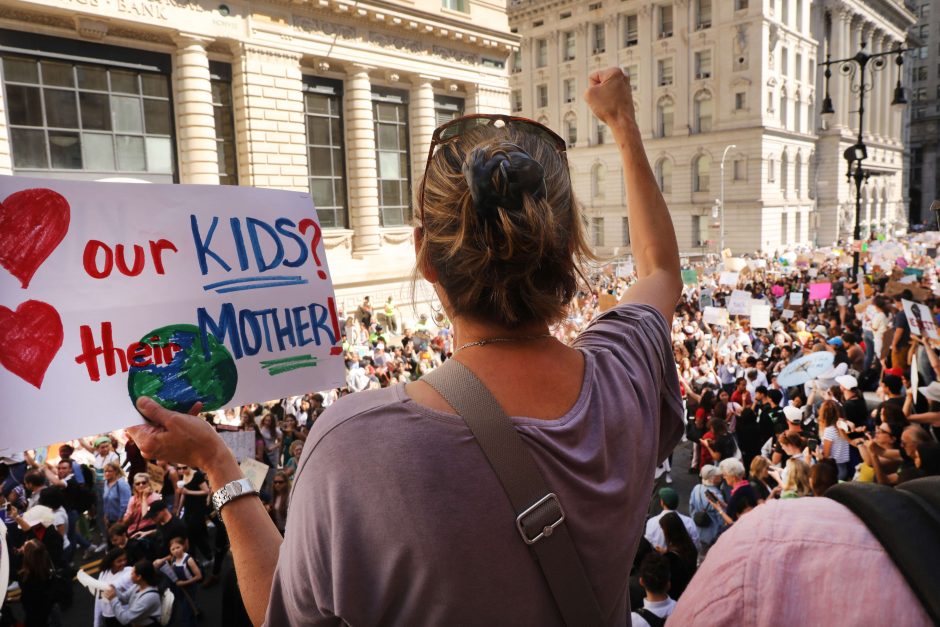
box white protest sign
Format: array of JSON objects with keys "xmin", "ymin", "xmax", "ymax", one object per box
[
  {"xmin": 750, "ymin": 304, "xmax": 772, "ymax": 329},
  {"xmin": 703, "ymin": 306, "xmax": 730, "ymax": 326},
  {"xmin": 728, "ymin": 290, "xmax": 752, "ymax": 316},
  {"xmin": 781, "ymin": 309, "xmax": 795, "ymax": 319},
  {"xmin": 0, "ymin": 176, "xmax": 345, "ymax": 454},
  {"xmin": 219, "ymin": 430, "xmax": 256, "ymax": 463},
  {"xmin": 902, "ymin": 299, "xmax": 940, "ymax": 341},
  {"xmin": 789, "ymin": 292, "xmax": 804, "ymax": 306},
  {"xmin": 240, "ymin": 457, "xmax": 270, "ymax": 492},
  {"xmin": 719, "ymin": 271, "xmax": 740, "ymax": 287},
  {"xmin": 724, "ymin": 257, "xmax": 747, "ymax": 272}
]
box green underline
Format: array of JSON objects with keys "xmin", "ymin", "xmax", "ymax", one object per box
[
  {"xmin": 260, "ymin": 354, "xmax": 317, "ymax": 366},
  {"xmin": 266, "ymin": 361, "xmax": 319, "ymax": 376}
]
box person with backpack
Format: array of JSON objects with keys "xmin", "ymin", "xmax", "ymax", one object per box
[
  {"xmin": 103, "ymin": 560, "xmax": 164, "ymax": 626},
  {"xmin": 630, "ymin": 552, "xmax": 675, "ymax": 627},
  {"xmin": 154, "ymin": 537, "xmax": 203, "ymax": 627}
]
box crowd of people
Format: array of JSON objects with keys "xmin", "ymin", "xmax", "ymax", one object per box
[{"xmin": 4, "ymin": 236, "xmax": 940, "ymax": 625}]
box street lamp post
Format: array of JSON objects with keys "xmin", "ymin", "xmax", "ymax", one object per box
[
  {"xmin": 819, "ymin": 42, "xmax": 908, "ymax": 280},
  {"xmin": 719, "ymin": 144, "xmax": 736, "ymax": 256}
]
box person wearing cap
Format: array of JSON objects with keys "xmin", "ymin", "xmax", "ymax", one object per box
[
  {"xmin": 812, "ymin": 324, "xmax": 829, "ymax": 340},
  {"xmin": 688, "ymin": 466, "xmax": 726, "ymax": 553},
  {"xmin": 836, "ymin": 373, "xmax": 868, "ymax": 429},
  {"xmin": 765, "ymin": 405, "xmax": 805, "ymax": 465},
  {"xmin": 826, "ymin": 336, "xmax": 850, "ymax": 368},
  {"xmin": 644, "ymin": 487, "xmax": 701, "ymax": 553}
]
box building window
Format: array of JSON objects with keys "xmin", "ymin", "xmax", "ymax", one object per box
[
  {"xmin": 693, "ymin": 154, "xmax": 711, "ymax": 192},
  {"xmin": 735, "ymin": 0, "xmax": 748, "ymax": 10},
  {"xmin": 780, "ymin": 152, "xmax": 788, "ymax": 195},
  {"xmin": 656, "ymin": 158, "xmax": 673, "ymax": 194},
  {"xmin": 696, "ymin": 0, "xmax": 712, "ymax": 30},
  {"xmin": 210, "ymin": 62, "xmax": 237, "ymax": 186},
  {"xmin": 735, "ymin": 91, "xmax": 747, "ymax": 110},
  {"xmin": 535, "ymin": 39, "xmax": 548, "ymax": 68},
  {"xmin": 733, "ymin": 159, "xmax": 746, "ymax": 181},
  {"xmin": 595, "ymin": 118, "xmax": 608, "ymax": 145},
  {"xmin": 623, "ymin": 14, "xmax": 638, "ymax": 47},
  {"xmin": 657, "ymin": 57, "xmax": 674, "ymax": 86},
  {"xmin": 511, "ymin": 89, "xmax": 522, "ymax": 112},
  {"xmin": 591, "ymin": 162, "xmax": 606, "ymax": 200},
  {"xmin": 781, "ymin": 47, "xmax": 788, "ymax": 76},
  {"xmin": 623, "ymin": 64, "xmax": 639, "ymax": 90},
  {"xmin": 305, "ymin": 79, "xmax": 347, "ymax": 228},
  {"xmin": 794, "ymin": 153, "xmax": 802, "ymax": 196},
  {"xmin": 693, "ymin": 91, "xmax": 713, "ymax": 133},
  {"xmin": 779, "ymin": 92, "xmax": 788, "ymax": 127},
  {"xmin": 564, "ymin": 113, "xmax": 577, "ymax": 147},
  {"xmin": 695, "ymin": 49, "xmax": 712, "ymax": 79},
  {"xmin": 433, "ymin": 94, "xmax": 464, "ymax": 127},
  {"xmin": 536, "ymin": 84, "xmax": 548, "ymax": 108},
  {"xmin": 780, "ymin": 212, "xmax": 788, "ymax": 245},
  {"xmin": 563, "ymin": 78, "xmax": 576, "ymax": 103},
  {"xmin": 512, "ymin": 49, "xmax": 522, "ymax": 73},
  {"xmin": 795, "ymin": 0, "xmax": 802, "ymax": 28},
  {"xmin": 563, "ymin": 31, "xmax": 576, "ymax": 61},
  {"xmin": 768, "ymin": 157, "xmax": 776, "ymax": 182},
  {"xmin": 372, "ymin": 89, "xmax": 411, "ymax": 226},
  {"xmin": 692, "ymin": 215, "xmax": 703, "ymax": 247},
  {"xmin": 591, "ymin": 217, "xmax": 604, "ymax": 246},
  {"xmin": 592, "ymin": 23, "xmax": 606, "ymax": 54},
  {"xmin": 659, "ymin": 5, "xmax": 674, "ymax": 39},
  {"xmin": 441, "ymin": 0, "xmax": 467, "ymax": 11},
  {"xmin": 622, "ymin": 217, "xmax": 630, "ymax": 245},
  {"xmin": 781, "ymin": 0, "xmax": 789, "ymax": 25},
  {"xmin": 657, "ymin": 97, "xmax": 675, "ymax": 137},
  {"xmin": 2, "ymin": 46, "xmax": 174, "ymax": 179},
  {"xmin": 794, "ymin": 210, "xmax": 801, "ymax": 242},
  {"xmin": 795, "ymin": 52, "xmax": 802, "ymax": 82},
  {"xmin": 794, "ymin": 101, "xmax": 802, "ymax": 133}
]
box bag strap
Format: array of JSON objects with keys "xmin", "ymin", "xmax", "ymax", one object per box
[
  {"xmin": 635, "ymin": 607, "xmax": 666, "ymax": 627},
  {"xmin": 423, "ymin": 359, "xmax": 605, "ymax": 626},
  {"xmin": 826, "ymin": 477, "xmax": 940, "ymax": 624}
]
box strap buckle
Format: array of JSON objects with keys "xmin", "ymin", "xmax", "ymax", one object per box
[{"xmin": 516, "ymin": 493, "xmax": 565, "ymax": 545}]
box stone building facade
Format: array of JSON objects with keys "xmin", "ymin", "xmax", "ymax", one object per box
[
  {"xmin": 0, "ymin": 0, "xmax": 515, "ymax": 312},
  {"xmin": 907, "ymin": 0, "xmax": 939, "ymax": 225},
  {"xmin": 508, "ymin": 0, "xmax": 914, "ymax": 255}
]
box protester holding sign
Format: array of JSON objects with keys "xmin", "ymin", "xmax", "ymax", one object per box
[{"xmin": 126, "ymin": 68, "xmax": 683, "ymax": 624}]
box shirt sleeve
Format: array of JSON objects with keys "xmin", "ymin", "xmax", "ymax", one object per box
[{"xmin": 574, "ymin": 303, "xmax": 684, "ymax": 463}]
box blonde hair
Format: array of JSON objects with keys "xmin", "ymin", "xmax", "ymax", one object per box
[
  {"xmin": 783, "ymin": 458, "xmax": 812, "ymax": 496},
  {"xmin": 416, "ymin": 125, "xmax": 596, "ymax": 327},
  {"xmin": 750, "ymin": 455, "xmax": 770, "ymax": 480},
  {"xmin": 104, "ymin": 462, "xmax": 124, "ymax": 478}
]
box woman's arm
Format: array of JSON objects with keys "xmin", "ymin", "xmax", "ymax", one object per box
[
  {"xmin": 909, "ymin": 411, "xmax": 940, "ymax": 426},
  {"xmin": 585, "ymin": 67, "xmax": 681, "ymax": 320},
  {"xmin": 130, "ymin": 397, "xmax": 282, "ymax": 626}
]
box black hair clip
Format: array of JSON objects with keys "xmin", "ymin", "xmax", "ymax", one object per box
[{"xmin": 462, "ymin": 144, "xmax": 546, "ymax": 223}]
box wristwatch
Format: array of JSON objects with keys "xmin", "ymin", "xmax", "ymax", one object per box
[{"xmin": 210, "ymin": 478, "xmax": 257, "ymax": 514}]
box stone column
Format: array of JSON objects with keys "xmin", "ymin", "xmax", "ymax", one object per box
[
  {"xmin": 174, "ymin": 35, "xmax": 220, "ymax": 184},
  {"xmin": 344, "ymin": 65, "xmax": 381, "ymax": 253},
  {"xmin": 409, "ymin": 76, "xmax": 437, "ymax": 202},
  {"xmin": 464, "ymin": 83, "xmax": 480, "ymax": 115}
]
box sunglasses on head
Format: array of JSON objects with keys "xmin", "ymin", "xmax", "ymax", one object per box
[{"xmin": 417, "ymin": 114, "xmax": 567, "ymax": 226}]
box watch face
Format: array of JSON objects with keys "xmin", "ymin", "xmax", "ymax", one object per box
[{"xmin": 232, "ymin": 481, "xmax": 243, "ymax": 496}]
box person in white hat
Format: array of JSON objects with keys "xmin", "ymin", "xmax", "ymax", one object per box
[
  {"xmin": 762, "ymin": 405, "xmax": 806, "ymax": 465},
  {"xmin": 812, "ymin": 324, "xmax": 829, "ymax": 339},
  {"xmin": 836, "ymin": 374, "xmax": 868, "ymax": 427}
]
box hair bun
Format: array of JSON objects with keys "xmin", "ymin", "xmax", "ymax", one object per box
[{"xmin": 462, "ymin": 143, "xmax": 546, "ymax": 222}]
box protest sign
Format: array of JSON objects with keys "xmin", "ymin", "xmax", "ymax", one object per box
[
  {"xmin": 681, "ymin": 269, "xmax": 699, "ymax": 285},
  {"xmin": 240, "ymin": 457, "xmax": 270, "ymax": 492},
  {"xmin": 0, "ymin": 176, "xmax": 346, "ymax": 454},
  {"xmin": 598, "ymin": 292, "xmax": 618, "ymax": 312},
  {"xmin": 789, "ymin": 292, "xmax": 804, "ymax": 306},
  {"xmin": 781, "ymin": 309, "xmax": 795, "ymax": 319},
  {"xmin": 219, "ymin": 430, "xmax": 256, "ymax": 463},
  {"xmin": 703, "ymin": 306, "xmax": 729, "ymax": 326},
  {"xmin": 902, "ymin": 299, "xmax": 940, "ymax": 341},
  {"xmin": 885, "ymin": 281, "xmax": 931, "ymax": 301},
  {"xmin": 699, "ymin": 288, "xmax": 715, "ymax": 309},
  {"xmin": 809, "ymin": 282, "xmax": 832, "ymax": 301},
  {"xmin": 724, "ymin": 257, "xmax": 747, "ymax": 272},
  {"xmin": 728, "ymin": 290, "xmax": 752, "ymax": 316},
  {"xmin": 719, "ymin": 271, "xmax": 740, "ymax": 287},
  {"xmin": 807, "ymin": 268, "xmax": 819, "ymax": 278},
  {"xmin": 750, "ymin": 303, "xmax": 771, "ymax": 329}
]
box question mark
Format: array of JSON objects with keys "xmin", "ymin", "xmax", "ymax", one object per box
[{"xmin": 299, "ymin": 218, "xmax": 327, "ymax": 280}]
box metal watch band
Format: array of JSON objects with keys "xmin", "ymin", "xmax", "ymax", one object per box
[{"xmin": 210, "ymin": 478, "xmax": 257, "ymax": 513}]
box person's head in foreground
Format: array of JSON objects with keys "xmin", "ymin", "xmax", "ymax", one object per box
[{"xmin": 414, "ymin": 116, "xmax": 594, "ymax": 330}]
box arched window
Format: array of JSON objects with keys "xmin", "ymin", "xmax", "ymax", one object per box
[
  {"xmin": 564, "ymin": 113, "xmax": 578, "ymax": 148},
  {"xmin": 591, "ymin": 162, "xmax": 606, "ymax": 200},
  {"xmin": 656, "ymin": 158, "xmax": 673, "ymax": 194},
  {"xmin": 693, "ymin": 153, "xmax": 712, "ymax": 192},
  {"xmin": 794, "ymin": 153, "xmax": 802, "ymax": 196},
  {"xmin": 780, "ymin": 151, "xmax": 789, "ymax": 195},
  {"xmin": 657, "ymin": 96, "xmax": 675, "ymax": 137},
  {"xmin": 694, "ymin": 91, "xmax": 713, "ymax": 133}
]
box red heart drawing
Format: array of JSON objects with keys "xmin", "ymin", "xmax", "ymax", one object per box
[
  {"xmin": 0, "ymin": 300, "xmax": 63, "ymax": 389},
  {"xmin": 0, "ymin": 188, "xmax": 71, "ymax": 288}
]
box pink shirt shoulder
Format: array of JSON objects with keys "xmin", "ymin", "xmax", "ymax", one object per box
[{"xmin": 670, "ymin": 498, "xmax": 931, "ymax": 626}]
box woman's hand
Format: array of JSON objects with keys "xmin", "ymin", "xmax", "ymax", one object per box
[
  {"xmin": 102, "ymin": 586, "xmax": 117, "ymax": 601},
  {"xmin": 584, "ymin": 67, "xmax": 636, "ymax": 131},
  {"xmin": 128, "ymin": 397, "xmax": 229, "ymax": 470}
]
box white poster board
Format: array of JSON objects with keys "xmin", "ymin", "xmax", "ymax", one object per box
[
  {"xmin": 0, "ymin": 176, "xmax": 345, "ymax": 454},
  {"xmin": 703, "ymin": 306, "xmax": 730, "ymax": 326},
  {"xmin": 789, "ymin": 292, "xmax": 804, "ymax": 306},
  {"xmin": 750, "ymin": 304, "xmax": 772, "ymax": 329},
  {"xmin": 902, "ymin": 299, "xmax": 940, "ymax": 341},
  {"xmin": 724, "ymin": 257, "xmax": 747, "ymax": 272},
  {"xmin": 219, "ymin": 430, "xmax": 256, "ymax": 463},
  {"xmin": 728, "ymin": 290, "xmax": 753, "ymax": 316},
  {"xmin": 719, "ymin": 271, "xmax": 740, "ymax": 287}
]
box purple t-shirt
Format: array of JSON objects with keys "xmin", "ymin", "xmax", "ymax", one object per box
[{"xmin": 265, "ymin": 303, "xmax": 683, "ymax": 626}]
